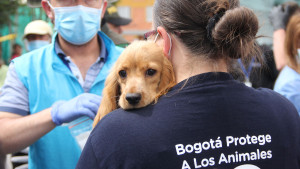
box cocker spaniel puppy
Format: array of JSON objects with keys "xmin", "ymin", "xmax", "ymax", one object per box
[{"xmin": 93, "ymin": 40, "xmax": 176, "ymax": 127}]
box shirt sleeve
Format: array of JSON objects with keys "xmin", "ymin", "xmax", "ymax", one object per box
[
  {"xmin": 76, "ymin": 137, "xmax": 100, "ymax": 169},
  {"xmin": 0, "ymin": 62, "xmax": 29, "ymax": 115},
  {"xmin": 279, "ymin": 80, "xmax": 300, "ymax": 115}
]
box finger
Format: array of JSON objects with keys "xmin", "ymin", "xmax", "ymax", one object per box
[
  {"xmin": 79, "ymin": 95, "xmax": 101, "ymax": 108},
  {"xmin": 78, "ymin": 107, "xmax": 96, "ymax": 119},
  {"xmin": 82, "ymin": 93, "xmax": 102, "ymax": 105},
  {"xmin": 82, "ymin": 101, "xmax": 100, "ymax": 114},
  {"xmin": 89, "ymin": 96, "xmax": 102, "ymax": 106},
  {"xmin": 85, "ymin": 111, "xmax": 96, "ymax": 120},
  {"xmin": 83, "ymin": 93, "xmax": 101, "ymax": 99}
]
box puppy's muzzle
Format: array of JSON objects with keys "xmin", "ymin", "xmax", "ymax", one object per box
[{"xmin": 126, "ymin": 93, "xmax": 142, "ymax": 105}]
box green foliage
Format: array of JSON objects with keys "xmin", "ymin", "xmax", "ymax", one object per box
[{"xmin": 0, "ymin": 0, "xmax": 20, "ymax": 29}]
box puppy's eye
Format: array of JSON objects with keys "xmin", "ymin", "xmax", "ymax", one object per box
[
  {"xmin": 146, "ymin": 69, "xmax": 156, "ymax": 76},
  {"xmin": 119, "ymin": 70, "xmax": 127, "ymax": 78}
]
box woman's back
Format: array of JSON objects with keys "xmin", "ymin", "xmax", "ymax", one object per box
[
  {"xmin": 78, "ymin": 72, "xmax": 300, "ymax": 169},
  {"xmin": 76, "ymin": 0, "xmax": 300, "ymax": 168}
]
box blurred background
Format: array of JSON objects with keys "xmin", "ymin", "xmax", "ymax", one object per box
[{"xmin": 0, "ymin": 0, "xmax": 299, "ymax": 65}]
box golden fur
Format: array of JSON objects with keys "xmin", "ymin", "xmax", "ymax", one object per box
[{"xmin": 93, "ymin": 41, "xmax": 176, "ymax": 127}]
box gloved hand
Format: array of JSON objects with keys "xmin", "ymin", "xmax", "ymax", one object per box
[
  {"xmin": 51, "ymin": 93, "xmax": 102, "ymax": 125},
  {"xmin": 269, "ymin": 4, "xmax": 294, "ymax": 31}
]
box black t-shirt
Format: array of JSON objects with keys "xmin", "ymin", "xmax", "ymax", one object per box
[{"xmin": 76, "ymin": 72, "xmax": 300, "ymax": 169}]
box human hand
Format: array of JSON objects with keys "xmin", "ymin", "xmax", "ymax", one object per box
[
  {"xmin": 51, "ymin": 93, "xmax": 102, "ymax": 125},
  {"xmin": 269, "ymin": 4, "xmax": 294, "ymax": 31}
]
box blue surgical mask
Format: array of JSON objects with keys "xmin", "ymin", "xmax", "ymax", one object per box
[
  {"xmin": 26, "ymin": 40, "xmax": 50, "ymax": 52},
  {"xmin": 48, "ymin": 2, "xmax": 103, "ymax": 45}
]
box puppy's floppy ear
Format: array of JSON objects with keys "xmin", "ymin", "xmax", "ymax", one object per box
[
  {"xmin": 93, "ymin": 68, "xmax": 120, "ymax": 128},
  {"xmin": 155, "ymin": 56, "xmax": 176, "ymax": 102}
]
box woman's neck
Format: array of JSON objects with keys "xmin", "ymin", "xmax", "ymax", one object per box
[{"xmin": 171, "ymin": 42, "xmax": 227, "ymax": 83}]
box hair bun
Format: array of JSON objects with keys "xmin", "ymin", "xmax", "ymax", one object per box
[{"xmin": 212, "ymin": 7, "xmax": 259, "ymax": 59}]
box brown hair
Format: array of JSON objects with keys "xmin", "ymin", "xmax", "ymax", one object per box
[
  {"xmin": 153, "ymin": 0, "xmax": 260, "ymax": 65},
  {"xmin": 285, "ymin": 13, "xmax": 300, "ymax": 69}
]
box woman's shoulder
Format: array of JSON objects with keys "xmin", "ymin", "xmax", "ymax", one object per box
[
  {"xmin": 254, "ymin": 87, "xmax": 299, "ymax": 114},
  {"xmin": 255, "ymin": 87, "xmax": 290, "ymax": 102},
  {"xmin": 274, "ymin": 66, "xmax": 300, "ymax": 90},
  {"xmin": 92, "ymin": 106, "xmax": 153, "ymax": 132}
]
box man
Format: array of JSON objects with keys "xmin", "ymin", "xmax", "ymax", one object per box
[
  {"xmin": 23, "ymin": 20, "xmax": 53, "ymax": 52},
  {"xmin": 101, "ymin": 4, "xmax": 131, "ymax": 47},
  {"xmin": 105, "ymin": 5, "xmax": 131, "ymax": 34},
  {"xmin": 0, "ymin": 0, "xmax": 123, "ymax": 168},
  {"xmin": 10, "ymin": 43, "xmax": 22, "ymax": 60}
]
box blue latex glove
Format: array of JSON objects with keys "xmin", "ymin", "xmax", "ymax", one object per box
[{"xmin": 51, "ymin": 93, "xmax": 102, "ymax": 125}]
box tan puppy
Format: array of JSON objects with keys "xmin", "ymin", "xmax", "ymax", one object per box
[{"xmin": 93, "ymin": 41, "xmax": 176, "ymax": 127}]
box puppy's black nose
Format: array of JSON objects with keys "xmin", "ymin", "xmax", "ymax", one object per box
[{"xmin": 126, "ymin": 93, "xmax": 141, "ymax": 105}]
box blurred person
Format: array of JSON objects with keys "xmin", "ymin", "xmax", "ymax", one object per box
[
  {"xmin": 101, "ymin": 4, "xmax": 131, "ymax": 47},
  {"xmin": 274, "ymin": 13, "xmax": 300, "ymax": 115},
  {"xmin": 269, "ymin": 2, "xmax": 300, "ymax": 70},
  {"xmin": 238, "ymin": 44, "xmax": 279, "ymax": 89},
  {"xmin": 10, "ymin": 44, "xmax": 22, "ymax": 61},
  {"xmin": 76, "ymin": 0, "xmax": 300, "ymax": 168},
  {"xmin": 23, "ymin": 20, "xmax": 53, "ymax": 52},
  {"xmin": 104, "ymin": 5, "xmax": 131, "ymax": 34},
  {"xmin": 0, "ymin": 58, "xmax": 8, "ymax": 89},
  {"xmin": 0, "ymin": 0, "xmax": 123, "ymax": 169}
]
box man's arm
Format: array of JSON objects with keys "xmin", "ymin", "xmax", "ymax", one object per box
[
  {"xmin": 273, "ymin": 29, "xmax": 287, "ymax": 71},
  {"xmin": 0, "ymin": 63, "xmax": 102, "ymax": 155},
  {"xmin": 0, "ymin": 92, "xmax": 102, "ymax": 155},
  {"xmin": 0, "ymin": 95, "xmax": 102, "ymax": 155},
  {"xmin": 0, "ymin": 109, "xmax": 55, "ymax": 154},
  {"xmin": 0, "ymin": 63, "xmax": 55, "ymax": 154}
]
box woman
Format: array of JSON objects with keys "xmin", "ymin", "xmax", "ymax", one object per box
[
  {"xmin": 76, "ymin": 0, "xmax": 300, "ymax": 168},
  {"xmin": 274, "ymin": 13, "xmax": 300, "ymax": 115},
  {"xmin": 269, "ymin": 2, "xmax": 299, "ymax": 71}
]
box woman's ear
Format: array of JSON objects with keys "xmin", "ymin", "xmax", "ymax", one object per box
[
  {"xmin": 157, "ymin": 26, "xmax": 172, "ymax": 59},
  {"xmin": 93, "ymin": 68, "xmax": 120, "ymax": 128}
]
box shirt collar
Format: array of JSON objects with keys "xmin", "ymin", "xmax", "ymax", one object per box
[
  {"xmin": 54, "ymin": 33, "xmax": 107, "ymax": 63},
  {"xmin": 170, "ymin": 72, "xmax": 234, "ymax": 92}
]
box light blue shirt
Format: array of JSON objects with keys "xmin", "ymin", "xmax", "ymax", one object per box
[
  {"xmin": 0, "ymin": 33, "xmax": 107, "ymax": 115},
  {"xmin": 274, "ymin": 66, "xmax": 300, "ymax": 115},
  {"xmin": 0, "ymin": 31, "xmax": 123, "ymax": 169}
]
